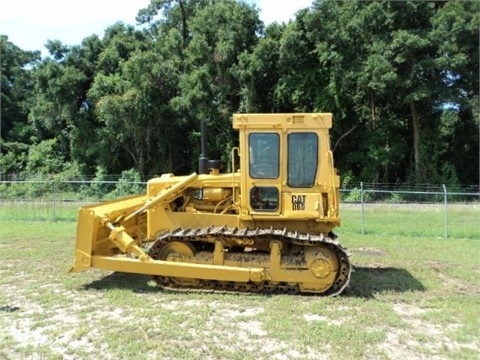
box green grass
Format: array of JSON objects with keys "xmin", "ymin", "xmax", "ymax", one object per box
[
  {"xmin": 0, "ymin": 201, "xmax": 83, "ymax": 221},
  {"xmin": 341, "ymin": 203, "xmax": 480, "ymax": 239},
  {"xmin": 2, "ymin": 201, "xmax": 478, "ymax": 239},
  {"xmin": 0, "ymin": 206, "xmax": 479, "ymax": 359}
]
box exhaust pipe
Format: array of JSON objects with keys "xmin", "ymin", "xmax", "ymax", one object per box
[{"xmin": 198, "ymin": 121, "xmax": 209, "ymax": 175}]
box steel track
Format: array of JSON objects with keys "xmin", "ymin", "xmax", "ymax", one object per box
[{"xmin": 148, "ymin": 226, "xmax": 351, "ymax": 296}]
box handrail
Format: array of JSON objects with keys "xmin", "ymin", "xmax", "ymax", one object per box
[
  {"xmin": 231, "ymin": 147, "xmax": 240, "ymax": 205},
  {"xmin": 328, "ymin": 151, "xmax": 337, "ymax": 212}
]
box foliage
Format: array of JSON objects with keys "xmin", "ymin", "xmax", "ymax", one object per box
[
  {"xmin": 107, "ymin": 168, "xmax": 145, "ymax": 198},
  {"xmin": 86, "ymin": 165, "xmax": 116, "ymax": 198},
  {"xmin": 0, "ymin": 36, "xmax": 40, "ymax": 145},
  {"xmin": 387, "ymin": 192, "xmax": 404, "ymax": 204},
  {"xmin": 0, "ymin": 0, "xmax": 478, "ymax": 188},
  {"xmin": 342, "ymin": 187, "xmax": 373, "ymax": 203}
]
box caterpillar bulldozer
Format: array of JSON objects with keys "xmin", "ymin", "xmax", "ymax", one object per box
[{"xmin": 70, "ymin": 113, "xmax": 351, "ymax": 295}]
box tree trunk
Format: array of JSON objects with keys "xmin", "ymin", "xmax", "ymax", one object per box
[
  {"xmin": 179, "ymin": 0, "xmax": 188, "ymax": 48},
  {"xmin": 371, "ymin": 93, "xmax": 376, "ymax": 128},
  {"xmin": 409, "ymin": 101, "xmax": 421, "ymax": 182}
]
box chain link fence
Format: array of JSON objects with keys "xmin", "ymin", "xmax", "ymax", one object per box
[
  {"xmin": 0, "ymin": 180, "xmax": 144, "ymax": 222},
  {"xmin": 1, "ymin": 180, "xmax": 479, "ymax": 239},
  {"xmin": 340, "ymin": 183, "xmax": 479, "ymax": 239}
]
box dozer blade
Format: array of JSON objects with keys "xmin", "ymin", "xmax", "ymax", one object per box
[
  {"xmin": 71, "ymin": 172, "xmax": 200, "ymax": 273},
  {"xmin": 70, "ymin": 194, "xmax": 149, "ymax": 273}
]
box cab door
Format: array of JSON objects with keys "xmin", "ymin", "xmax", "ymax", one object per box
[
  {"xmin": 282, "ymin": 131, "xmax": 325, "ymax": 219},
  {"xmin": 246, "ymin": 132, "xmax": 282, "ymax": 215}
]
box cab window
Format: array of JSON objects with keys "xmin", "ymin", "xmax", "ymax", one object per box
[
  {"xmin": 249, "ymin": 133, "xmax": 279, "ymax": 179},
  {"xmin": 288, "ymin": 133, "xmax": 318, "ymax": 188},
  {"xmin": 250, "ymin": 186, "xmax": 279, "ymax": 211}
]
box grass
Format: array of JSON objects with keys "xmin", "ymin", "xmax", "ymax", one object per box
[
  {"xmin": 0, "ymin": 205, "xmax": 479, "ymax": 359},
  {"xmin": 2, "ymin": 201, "xmax": 478, "ymax": 238},
  {"xmin": 341, "ymin": 203, "xmax": 480, "ymax": 239}
]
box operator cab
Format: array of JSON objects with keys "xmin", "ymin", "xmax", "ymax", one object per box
[{"xmin": 233, "ymin": 113, "xmax": 339, "ymax": 223}]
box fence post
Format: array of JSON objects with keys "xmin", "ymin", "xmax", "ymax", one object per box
[
  {"xmin": 443, "ymin": 184, "xmax": 448, "ymax": 239},
  {"xmin": 361, "ymin": 182, "xmax": 365, "ymax": 236},
  {"xmin": 52, "ymin": 182, "xmax": 56, "ymax": 221}
]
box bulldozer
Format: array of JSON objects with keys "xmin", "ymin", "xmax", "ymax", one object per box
[{"xmin": 70, "ymin": 113, "xmax": 351, "ymax": 295}]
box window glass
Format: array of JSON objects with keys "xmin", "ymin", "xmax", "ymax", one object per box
[
  {"xmin": 249, "ymin": 133, "xmax": 279, "ymax": 179},
  {"xmin": 250, "ymin": 186, "xmax": 279, "ymax": 211},
  {"xmin": 288, "ymin": 133, "xmax": 318, "ymax": 187}
]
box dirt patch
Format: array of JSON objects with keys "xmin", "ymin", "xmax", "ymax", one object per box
[
  {"xmin": 303, "ymin": 313, "xmax": 345, "ymax": 326},
  {"xmin": 357, "ymin": 247, "xmax": 387, "ymax": 257},
  {"xmin": 370, "ymin": 303, "xmax": 479, "ymax": 359},
  {"xmin": 427, "ymin": 261, "xmax": 480, "ymax": 295}
]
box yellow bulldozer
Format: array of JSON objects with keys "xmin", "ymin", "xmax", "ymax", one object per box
[{"xmin": 70, "ymin": 113, "xmax": 351, "ymax": 295}]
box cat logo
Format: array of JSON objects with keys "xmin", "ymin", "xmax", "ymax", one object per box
[{"xmin": 291, "ymin": 195, "xmax": 306, "ymax": 211}]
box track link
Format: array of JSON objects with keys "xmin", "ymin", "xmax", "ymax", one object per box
[{"xmin": 148, "ymin": 226, "xmax": 351, "ymax": 296}]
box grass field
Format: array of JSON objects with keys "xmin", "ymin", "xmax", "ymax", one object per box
[{"xmin": 0, "ymin": 206, "xmax": 479, "ymax": 359}]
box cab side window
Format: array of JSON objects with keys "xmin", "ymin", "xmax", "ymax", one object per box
[
  {"xmin": 249, "ymin": 133, "xmax": 279, "ymax": 179},
  {"xmin": 250, "ymin": 186, "xmax": 279, "ymax": 211},
  {"xmin": 288, "ymin": 133, "xmax": 318, "ymax": 188}
]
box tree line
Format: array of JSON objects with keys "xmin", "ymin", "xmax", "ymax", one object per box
[{"xmin": 1, "ymin": 0, "xmax": 478, "ymax": 188}]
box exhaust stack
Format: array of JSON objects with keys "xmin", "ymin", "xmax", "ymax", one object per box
[{"xmin": 198, "ymin": 121, "xmax": 209, "ymax": 175}]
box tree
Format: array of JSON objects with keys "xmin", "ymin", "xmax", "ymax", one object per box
[
  {"xmin": 0, "ymin": 36, "xmax": 40, "ymax": 176},
  {"xmin": 26, "ymin": 35, "xmax": 106, "ymax": 177},
  {"xmin": 89, "ymin": 49, "xmax": 184, "ymax": 176},
  {"xmin": 304, "ymin": 0, "xmax": 477, "ymax": 184},
  {"xmin": 2, "ymin": 0, "xmax": 478, "ymax": 188},
  {"xmin": 87, "ymin": 23, "xmax": 171, "ymax": 176},
  {"xmin": 167, "ymin": 0, "xmax": 262, "ymax": 166},
  {"xmin": 237, "ymin": 22, "xmax": 284, "ymax": 113},
  {"xmin": 431, "ymin": 1, "xmax": 479, "ymax": 185}
]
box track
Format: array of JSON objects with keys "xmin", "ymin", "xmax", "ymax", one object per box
[{"xmin": 148, "ymin": 226, "xmax": 351, "ymax": 296}]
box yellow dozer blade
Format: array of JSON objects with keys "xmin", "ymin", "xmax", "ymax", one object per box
[
  {"xmin": 71, "ymin": 172, "xmax": 199, "ymax": 273},
  {"xmin": 70, "ymin": 194, "xmax": 149, "ymax": 273}
]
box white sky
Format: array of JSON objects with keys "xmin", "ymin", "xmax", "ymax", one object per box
[{"xmin": 0, "ymin": 0, "xmax": 312, "ymax": 55}]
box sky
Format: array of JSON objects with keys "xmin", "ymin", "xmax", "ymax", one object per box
[{"xmin": 0, "ymin": 0, "xmax": 312, "ymax": 55}]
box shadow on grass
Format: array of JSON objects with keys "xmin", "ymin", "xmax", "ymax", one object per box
[
  {"xmin": 81, "ymin": 267, "xmax": 425, "ymax": 299},
  {"xmin": 344, "ymin": 266, "xmax": 426, "ymax": 298},
  {"xmin": 83, "ymin": 272, "xmax": 158, "ymax": 293}
]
